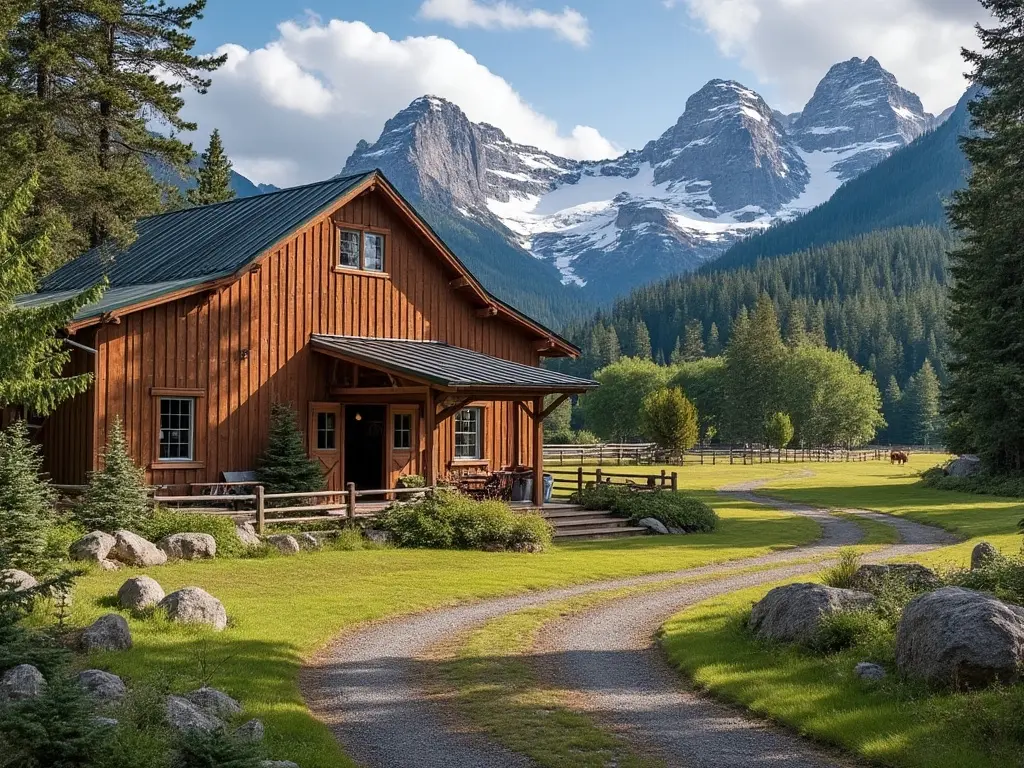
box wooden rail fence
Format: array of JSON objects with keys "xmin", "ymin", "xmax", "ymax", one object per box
[
  {"xmin": 543, "ymin": 444, "xmax": 902, "ymax": 467},
  {"xmin": 545, "ymin": 467, "xmax": 678, "ymax": 498}
]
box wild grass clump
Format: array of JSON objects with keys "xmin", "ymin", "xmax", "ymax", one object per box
[
  {"xmin": 137, "ymin": 509, "xmax": 245, "ymax": 558},
  {"xmin": 944, "ymin": 550, "xmax": 1024, "ymax": 606},
  {"xmin": 375, "ymin": 489, "xmax": 552, "ymax": 551},
  {"xmin": 572, "ymin": 484, "xmax": 718, "ymax": 533},
  {"xmin": 810, "ymin": 609, "xmax": 890, "ymax": 655},
  {"xmin": 821, "ymin": 549, "xmax": 862, "ymax": 589}
]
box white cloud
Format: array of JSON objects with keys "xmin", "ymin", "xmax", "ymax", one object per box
[
  {"xmin": 419, "ymin": 0, "xmax": 590, "ymax": 47},
  {"xmin": 676, "ymin": 0, "xmax": 988, "ymax": 113},
  {"xmin": 181, "ymin": 17, "xmax": 617, "ymax": 187}
]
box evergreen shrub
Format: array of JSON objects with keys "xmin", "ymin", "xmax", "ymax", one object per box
[
  {"xmin": 0, "ymin": 421, "xmax": 57, "ymax": 569},
  {"xmin": 78, "ymin": 418, "xmax": 151, "ymax": 532},
  {"xmin": 571, "ymin": 485, "xmax": 718, "ymax": 532},
  {"xmin": 256, "ymin": 403, "xmax": 324, "ymax": 495}
]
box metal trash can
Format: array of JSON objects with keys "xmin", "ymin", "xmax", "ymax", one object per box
[
  {"xmin": 510, "ymin": 474, "xmax": 530, "ymax": 502},
  {"xmin": 543, "ymin": 473, "xmax": 554, "ymax": 503}
]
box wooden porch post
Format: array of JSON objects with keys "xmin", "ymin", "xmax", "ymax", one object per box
[
  {"xmin": 424, "ymin": 387, "xmax": 436, "ymax": 486},
  {"xmin": 532, "ymin": 395, "xmax": 544, "ymax": 507},
  {"xmin": 512, "ymin": 401, "xmax": 523, "ymax": 467}
]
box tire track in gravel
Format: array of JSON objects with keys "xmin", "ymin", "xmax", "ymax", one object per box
[
  {"xmin": 530, "ymin": 480, "xmax": 958, "ymax": 768},
  {"xmin": 300, "ymin": 475, "xmax": 952, "ymax": 768}
]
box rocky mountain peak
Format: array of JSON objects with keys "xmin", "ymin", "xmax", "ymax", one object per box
[{"xmin": 791, "ymin": 57, "xmax": 932, "ymax": 178}]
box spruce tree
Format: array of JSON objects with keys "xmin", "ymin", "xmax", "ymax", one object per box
[
  {"xmin": 784, "ymin": 312, "xmax": 807, "ymax": 348},
  {"xmin": 0, "ymin": 421, "xmax": 56, "ymax": 569},
  {"xmin": 946, "ymin": 0, "xmax": 1024, "ymax": 470},
  {"xmin": 706, "ymin": 322, "xmax": 722, "ymax": 357},
  {"xmin": 79, "ymin": 418, "xmax": 150, "ymax": 532},
  {"xmin": 724, "ymin": 295, "xmax": 786, "ymax": 441},
  {"xmin": 188, "ymin": 129, "xmax": 235, "ymax": 206},
  {"xmin": 905, "ymin": 359, "xmax": 942, "ymax": 446},
  {"xmin": 669, "ymin": 336, "xmax": 684, "ymax": 365},
  {"xmin": 882, "ymin": 376, "xmax": 904, "ymax": 443},
  {"xmin": 256, "ymin": 402, "xmax": 324, "ymax": 494},
  {"xmin": 625, "ymin": 318, "xmax": 652, "ymax": 360},
  {"xmin": 0, "ymin": 176, "xmax": 104, "ymax": 414},
  {"xmin": 681, "ymin": 319, "xmax": 705, "ymax": 361}
]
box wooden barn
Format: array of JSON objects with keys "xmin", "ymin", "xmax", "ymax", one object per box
[{"xmin": 20, "ymin": 171, "xmax": 596, "ymax": 506}]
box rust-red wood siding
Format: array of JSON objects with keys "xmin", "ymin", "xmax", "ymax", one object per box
[{"xmin": 44, "ymin": 188, "xmax": 541, "ymax": 485}]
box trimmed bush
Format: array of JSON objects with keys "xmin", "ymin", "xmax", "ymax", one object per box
[
  {"xmin": 375, "ymin": 490, "xmax": 552, "ymax": 551},
  {"xmin": 571, "ymin": 484, "xmax": 718, "ymax": 533},
  {"xmin": 137, "ymin": 509, "xmax": 244, "ymax": 558}
]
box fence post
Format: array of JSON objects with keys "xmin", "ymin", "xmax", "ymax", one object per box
[
  {"xmin": 577, "ymin": 466, "xmax": 584, "ymax": 494},
  {"xmin": 671, "ymin": 471, "xmax": 678, "ymax": 492},
  {"xmin": 596, "ymin": 468, "xmax": 603, "ymax": 485},
  {"xmin": 660, "ymin": 469, "xmax": 666, "ymax": 488},
  {"xmin": 255, "ymin": 485, "xmax": 265, "ymax": 535},
  {"xmin": 346, "ymin": 482, "xmax": 357, "ymax": 520}
]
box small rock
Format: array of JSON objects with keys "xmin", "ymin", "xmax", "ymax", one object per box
[
  {"xmin": 637, "ymin": 517, "xmax": 669, "ymax": 535},
  {"xmin": 92, "ymin": 717, "xmax": 119, "ymax": 728},
  {"xmin": 364, "ymin": 529, "xmax": 392, "ymax": 545},
  {"xmin": 185, "ymin": 687, "xmax": 242, "ymax": 719},
  {"xmin": 509, "ymin": 541, "xmax": 544, "ymax": 553},
  {"xmin": 159, "ymin": 587, "xmax": 227, "ymax": 631},
  {"xmin": 235, "ymin": 522, "xmax": 261, "ymax": 547},
  {"xmin": 0, "ymin": 569, "xmax": 38, "ymax": 592},
  {"xmin": 69, "ymin": 531, "xmax": 116, "ymax": 563},
  {"xmin": 296, "ymin": 532, "xmax": 321, "ymax": 551},
  {"xmin": 854, "ymin": 662, "xmax": 887, "ymax": 682},
  {"xmin": 946, "ymin": 454, "xmax": 982, "ymax": 478},
  {"xmin": 235, "ymin": 718, "xmax": 265, "ymax": 742},
  {"xmin": 849, "ymin": 563, "xmax": 941, "ymax": 592},
  {"xmin": 117, "ymin": 575, "xmax": 165, "ymax": 611},
  {"xmin": 667, "ymin": 526, "xmax": 687, "ymax": 535},
  {"xmin": 78, "ymin": 669, "xmax": 127, "ymax": 704},
  {"xmin": 81, "ymin": 614, "xmax": 133, "ymax": 652},
  {"xmin": 111, "ymin": 530, "xmax": 167, "ymax": 567},
  {"xmin": 260, "ymin": 762, "xmax": 300, "ymax": 768},
  {"xmin": 157, "ymin": 533, "xmax": 217, "ymax": 561},
  {"xmin": 0, "ymin": 664, "xmax": 46, "ymax": 702},
  {"xmin": 266, "ymin": 534, "xmax": 300, "ymax": 555},
  {"xmin": 99, "ymin": 559, "xmax": 122, "ymax": 571},
  {"xmin": 971, "ymin": 541, "xmax": 999, "ymax": 570},
  {"xmin": 749, "ymin": 583, "xmax": 876, "ymax": 644},
  {"xmin": 895, "ymin": 586, "xmax": 1024, "ymax": 689},
  {"xmin": 165, "ymin": 694, "xmax": 223, "ymax": 733}
]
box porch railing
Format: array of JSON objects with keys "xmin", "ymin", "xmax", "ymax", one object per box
[{"xmin": 546, "ymin": 467, "xmax": 678, "ymax": 498}]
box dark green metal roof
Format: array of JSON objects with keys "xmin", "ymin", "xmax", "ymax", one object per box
[
  {"xmin": 310, "ymin": 335, "xmax": 597, "ymax": 391},
  {"xmin": 39, "ymin": 173, "xmax": 373, "ymax": 291},
  {"xmin": 13, "ymin": 279, "xmax": 208, "ymax": 321}
]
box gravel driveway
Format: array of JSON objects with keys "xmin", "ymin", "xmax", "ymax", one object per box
[{"xmin": 301, "ymin": 477, "xmax": 955, "ymax": 768}]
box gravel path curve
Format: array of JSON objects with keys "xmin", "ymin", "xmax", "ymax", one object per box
[
  {"xmin": 531, "ymin": 481, "xmax": 957, "ymax": 768},
  {"xmin": 301, "ymin": 476, "xmax": 954, "ymax": 768}
]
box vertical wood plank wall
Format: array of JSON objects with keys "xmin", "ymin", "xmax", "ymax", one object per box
[
  {"xmin": 39, "ymin": 328, "xmax": 97, "ymax": 484},
  {"xmin": 54, "ymin": 189, "xmax": 542, "ymax": 485}
]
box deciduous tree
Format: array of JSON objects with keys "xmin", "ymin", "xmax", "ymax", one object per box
[
  {"xmin": 580, "ymin": 358, "xmax": 670, "ymax": 441},
  {"xmin": 639, "ymin": 388, "xmax": 699, "ymax": 453}
]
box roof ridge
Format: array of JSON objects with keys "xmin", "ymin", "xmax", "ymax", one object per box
[{"xmin": 139, "ymin": 172, "xmax": 375, "ymax": 222}]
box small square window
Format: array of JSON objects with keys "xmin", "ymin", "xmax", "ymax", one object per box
[
  {"xmin": 363, "ymin": 233, "xmax": 385, "ymax": 272},
  {"xmin": 393, "ymin": 413, "xmax": 412, "ymax": 450},
  {"xmin": 159, "ymin": 397, "xmax": 195, "ymax": 461},
  {"xmin": 454, "ymin": 407, "xmax": 483, "ymax": 460},
  {"xmin": 317, "ymin": 412, "xmax": 336, "ymax": 451},
  {"xmin": 339, "ymin": 230, "xmax": 360, "ymax": 269}
]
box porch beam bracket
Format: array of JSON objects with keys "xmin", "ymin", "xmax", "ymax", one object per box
[
  {"xmin": 517, "ymin": 401, "xmax": 535, "ymax": 420},
  {"xmin": 436, "ymin": 397, "xmax": 474, "ymax": 423},
  {"xmin": 537, "ymin": 393, "xmax": 571, "ymax": 421},
  {"xmin": 449, "ymin": 276, "xmax": 471, "ymax": 288},
  {"xmin": 475, "ymin": 305, "xmax": 498, "ymax": 318}
]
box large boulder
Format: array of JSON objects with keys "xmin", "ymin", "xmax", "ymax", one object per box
[
  {"xmin": 235, "ymin": 522, "xmax": 261, "ymax": 547},
  {"xmin": 637, "ymin": 518, "xmax": 669, "ymax": 535},
  {"xmin": 0, "ymin": 569, "xmax": 38, "ymax": 592},
  {"xmin": 78, "ymin": 669, "xmax": 127, "ymax": 704},
  {"xmin": 69, "ymin": 531, "xmax": 116, "ymax": 563},
  {"xmin": 166, "ymin": 694, "xmax": 223, "ymax": 733},
  {"xmin": 749, "ymin": 583, "xmax": 876, "ymax": 644},
  {"xmin": 157, "ymin": 533, "xmax": 217, "ymax": 561},
  {"xmin": 236, "ymin": 718, "xmax": 265, "ymax": 742},
  {"xmin": 896, "ymin": 586, "xmax": 1024, "ymax": 689},
  {"xmin": 971, "ymin": 541, "xmax": 999, "ymax": 570},
  {"xmin": 117, "ymin": 576, "xmax": 165, "ymax": 611},
  {"xmin": 266, "ymin": 534, "xmax": 300, "ymax": 555},
  {"xmin": 0, "ymin": 664, "xmax": 46, "ymax": 702},
  {"xmin": 946, "ymin": 454, "xmax": 982, "ymax": 478},
  {"xmin": 849, "ymin": 563, "xmax": 941, "ymax": 592},
  {"xmin": 158, "ymin": 587, "xmax": 227, "ymax": 631},
  {"xmin": 184, "ymin": 687, "xmax": 241, "ymax": 719},
  {"xmin": 111, "ymin": 531, "xmax": 167, "ymax": 567},
  {"xmin": 81, "ymin": 614, "xmax": 132, "ymax": 652}
]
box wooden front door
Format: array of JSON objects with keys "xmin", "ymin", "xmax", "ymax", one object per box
[
  {"xmin": 309, "ymin": 403, "xmax": 342, "ymax": 491},
  {"xmin": 388, "ymin": 406, "xmax": 419, "ymax": 486}
]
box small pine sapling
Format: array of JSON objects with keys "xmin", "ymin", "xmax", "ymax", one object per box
[
  {"xmin": 79, "ymin": 418, "xmax": 151, "ymax": 532},
  {"xmin": 0, "ymin": 421, "xmax": 56, "ymax": 569},
  {"xmin": 256, "ymin": 403, "xmax": 324, "ymax": 494}
]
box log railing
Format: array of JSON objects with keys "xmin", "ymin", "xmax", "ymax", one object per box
[{"xmin": 545, "ymin": 467, "xmax": 678, "ymax": 498}]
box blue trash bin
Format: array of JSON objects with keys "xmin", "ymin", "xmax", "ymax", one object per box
[{"xmin": 543, "ymin": 473, "xmax": 554, "ymax": 503}]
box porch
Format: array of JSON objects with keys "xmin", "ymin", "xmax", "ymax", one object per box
[{"xmin": 306, "ymin": 334, "xmax": 599, "ymax": 507}]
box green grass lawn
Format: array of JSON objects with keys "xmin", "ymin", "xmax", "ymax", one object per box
[{"xmin": 70, "ymin": 490, "xmax": 819, "ymax": 768}]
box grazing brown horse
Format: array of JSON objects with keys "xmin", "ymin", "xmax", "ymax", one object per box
[{"xmin": 890, "ymin": 451, "xmax": 909, "ymax": 465}]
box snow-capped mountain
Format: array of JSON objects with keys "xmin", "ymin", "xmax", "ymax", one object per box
[{"xmin": 342, "ymin": 57, "xmax": 937, "ymax": 299}]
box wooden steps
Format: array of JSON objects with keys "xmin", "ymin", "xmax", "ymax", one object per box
[{"xmin": 533, "ymin": 504, "xmax": 648, "ymax": 540}]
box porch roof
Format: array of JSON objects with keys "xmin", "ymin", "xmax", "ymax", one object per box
[{"xmin": 310, "ymin": 334, "xmax": 598, "ymax": 394}]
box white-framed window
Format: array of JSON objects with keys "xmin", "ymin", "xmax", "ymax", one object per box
[
  {"xmin": 454, "ymin": 407, "xmax": 483, "ymax": 460},
  {"xmin": 337, "ymin": 228, "xmax": 385, "ymax": 272},
  {"xmin": 393, "ymin": 412, "xmax": 412, "ymax": 450},
  {"xmin": 316, "ymin": 411, "xmax": 337, "ymax": 451},
  {"xmin": 158, "ymin": 397, "xmax": 195, "ymax": 461}
]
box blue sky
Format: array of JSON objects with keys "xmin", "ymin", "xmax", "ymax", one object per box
[{"xmin": 179, "ymin": 0, "xmax": 986, "ymax": 186}]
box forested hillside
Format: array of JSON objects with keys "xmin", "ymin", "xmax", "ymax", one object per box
[
  {"xmin": 553, "ymin": 226, "xmax": 951, "ymax": 442},
  {"xmin": 710, "ymin": 88, "xmax": 974, "ymax": 272}
]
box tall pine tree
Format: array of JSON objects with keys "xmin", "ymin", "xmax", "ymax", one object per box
[
  {"xmin": 0, "ymin": 421, "xmax": 56, "ymax": 569},
  {"xmin": 188, "ymin": 129, "xmax": 235, "ymax": 206},
  {"xmin": 946, "ymin": 1, "xmax": 1024, "ymax": 471},
  {"xmin": 905, "ymin": 360, "xmax": 942, "ymax": 446},
  {"xmin": 681, "ymin": 319, "xmax": 705, "ymax": 361}
]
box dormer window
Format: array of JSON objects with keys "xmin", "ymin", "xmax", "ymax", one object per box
[{"xmin": 338, "ymin": 228, "xmax": 386, "ymax": 273}]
